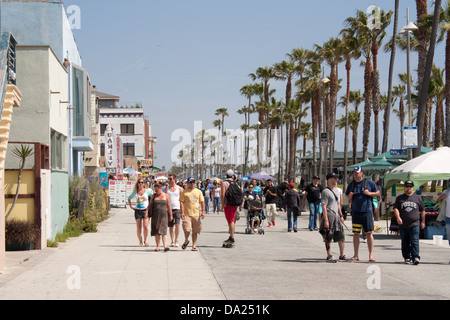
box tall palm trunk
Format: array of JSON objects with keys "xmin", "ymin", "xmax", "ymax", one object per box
[
  {"xmin": 328, "ymin": 65, "xmax": 338, "ymax": 173},
  {"xmin": 362, "ymin": 59, "xmax": 373, "ymax": 161},
  {"xmin": 415, "ymin": 0, "xmax": 441, "ymax": 157},
  {"xmin": 344, "ymin": 58, "xmax": 351, "ymax": 191},
  {"xmin": 383, "ymin": 0, "xmax": 399, "ymax": 153},
  {"xmin": 446, "ymin": 29, "xmax": 450, "ymax": 146}
]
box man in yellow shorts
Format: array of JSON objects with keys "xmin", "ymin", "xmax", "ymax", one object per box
[{"xmin": 180, "ymin": 177, "xmax": 205, "ymax": 251}]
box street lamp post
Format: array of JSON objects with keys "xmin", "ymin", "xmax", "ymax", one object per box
[
  {"xmin": 320, "ymin": 76, "xmax": 330, "ymax": 183},
  {"xmin": 279, "ymin": 105, "xmax": 285, "ymax": 182},
  {"xmin": 399, "ymin": 8, "xmax": 418, "ymax": 160}
]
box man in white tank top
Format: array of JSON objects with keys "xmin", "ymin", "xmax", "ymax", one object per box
[{"xmin": 166, "ymin": 173, "xmax": 183, "ymax": 247}]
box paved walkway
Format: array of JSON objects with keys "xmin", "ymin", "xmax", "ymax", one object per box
[{"xmin": 1, "ymin": 207, "xmax": 450, "ymax": 300}]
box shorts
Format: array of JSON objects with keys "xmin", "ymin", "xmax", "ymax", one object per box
[
  {"xmin": 169, "ymin": 209, "xmax": 181, "ymax": 227},
  {"xmin": 352, "ymin": 212, "xmax": 374, "ymax": 234},
  {"xmin": 134, "ymin": 209, "xmax": 147, "ymax": 221},
  {"xmin": 182, "ymin": 215, "xmax": 202, "ymax": 234},
  {"xmin": 224, "ymin": 205, "xmax": 237, "ymax": 224}
]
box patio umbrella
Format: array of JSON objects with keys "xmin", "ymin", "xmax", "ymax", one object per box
[
  {"xmin": 249, "ymin": 171, "xmax": 277, "ymax": 182},
  {"xmin": 384, "ymin": 147, "xmax": 450, "ymax": 190}
]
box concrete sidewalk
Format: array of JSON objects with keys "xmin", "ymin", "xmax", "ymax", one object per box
[
  {"xmin": 1, "ymin": 207, "xmax": 450, "ymax": 300},
  {"xmin": 0, "ymin": 208, "xmax": 225, "ymax": 300}
]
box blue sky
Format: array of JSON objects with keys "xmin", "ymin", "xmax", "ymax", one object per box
[{"xmin": 65, "ymin": 0, "xmax": 444, "ymax": 171}]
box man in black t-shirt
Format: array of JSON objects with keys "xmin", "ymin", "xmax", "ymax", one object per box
[
  {"xmin": 302, "ymin": 176, "xmax": 323, "ymax": 231},
  {"xmin": 393, "ymin": 180, "xmax": 426, "ymax": 265}
]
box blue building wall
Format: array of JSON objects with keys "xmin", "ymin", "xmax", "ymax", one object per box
[{"xmin": 1, "ymin": 2, "xmax": 63, "ymax": 61}]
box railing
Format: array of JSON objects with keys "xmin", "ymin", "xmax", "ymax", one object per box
[{"xmin": 0, "ymin": 32, "xmax": 17, "ymax": 113}]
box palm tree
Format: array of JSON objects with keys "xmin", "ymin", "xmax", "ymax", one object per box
[
  {"xmin": 249, "ymin": 66, "xmax": 277, "ymax": 124},
  {"xmin": 299, "ymin": 121, "xmax": 312, "ymax": 158},
  {"xmin": 347, "ymin": 90, "xmax": 364, "ymax": 163},
  {"xmin": 344, "ymin": 11, "xmax": 373, "ymax": 161},
  {"xmin": 215, "ymin": 108, "xmax": 229, "ymax": 137},
  {"xmin": 383, "ymin": 0, "xmax": 400, "ymax": 153},
  {"xmin": 6, "ymin": 145, "xmax": 35, "ymax": 220},
  {"xmin": 237, "ymin": 105, "xmax": 252, "ymax": 176},
  {"xmin": 274, "ymin": 59, "xmax": 298, "ymax": 180},
  {"xmin": 392, "ymin": 82, "xmax": 406, "ymax": 148},
  {"xmin": 370, "ymin": 9, "xmax": 393, "ymax": 156},
  {"xmin": 415, "ymin": 0, "xmax": 442, "ymax": 156},
  {"xmin": 339, "ymin": 29, "xmax": 361, "ymax": 189},
  {"xmin": 429, "ymin": 65, "xmax": 446, "ymax": 147},
  {"xmin": 315, "ymin": 37, "xmax": 343, "ymax": 173},
  {"xmin": 336, "ymin": 110, "xmax": 361, "ymax": 164},
  {"xmin": 435, "ymin": 0, "xmax": 450, "ymax": 146}
]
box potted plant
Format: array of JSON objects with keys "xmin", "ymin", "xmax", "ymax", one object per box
[{"xmin": 5, "ymin": 219, "xmax": 38, "ymax": 251}]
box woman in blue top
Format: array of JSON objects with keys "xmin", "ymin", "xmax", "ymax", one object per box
[{"xmin": 128, "ymin": 179, "xmax": 153, "ymax": 247}]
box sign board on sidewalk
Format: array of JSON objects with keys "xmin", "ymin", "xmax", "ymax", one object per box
[{"xmin": 109, "ymin": 180, "xmax": 134, "ymax": 208}]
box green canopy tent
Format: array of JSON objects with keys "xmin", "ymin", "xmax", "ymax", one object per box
[{"xmin": 384, "ymin": 147, "xmax": 450, "ymax": 191}]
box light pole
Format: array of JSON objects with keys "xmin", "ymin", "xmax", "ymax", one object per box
[
  {"xmin": 399, "ymin": 8, "xmax": 418, "ymax": 160},
  {"xmin": 279, "ymin": 104, "xmax": 285, "ymax": 182},
  {"xmin": 320, "ymin": 76, "xmax": 330, "ymax": 182}
]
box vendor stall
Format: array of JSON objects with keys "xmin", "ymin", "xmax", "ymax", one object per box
[{"xmin": 384, "ymin": 147, "xmax": 450, "ymax": 240}]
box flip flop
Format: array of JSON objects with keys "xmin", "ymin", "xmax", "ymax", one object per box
[
  {"xmin": 192, "ymin": 247, "xmax": 198, "ymax": 251},
  {"xmin": 182, "ymin": 241, "xmax": 190, "ymax": 250}
]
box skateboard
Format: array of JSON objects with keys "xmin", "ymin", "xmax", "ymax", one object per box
[{"xmin": 223, "ymin": 239, "xmax": 235, "ymax": 248}]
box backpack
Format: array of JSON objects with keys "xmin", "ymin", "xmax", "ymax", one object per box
[{"xmin": 225, "ymin": 181, "xmax": 243, "ymax": 207}]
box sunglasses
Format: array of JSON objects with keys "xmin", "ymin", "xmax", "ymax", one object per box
[
  {"xmin": 138, "ymin": 181, "xmax": 145, "ymax": 184},
  {"xmin": 405, "ymin": 185, "xmax": 414, "ymax": 188}
]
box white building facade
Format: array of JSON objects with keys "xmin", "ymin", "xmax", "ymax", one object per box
[{"xmin": 99, "ymin": 107, "xmax": 148, "ymax": 172}]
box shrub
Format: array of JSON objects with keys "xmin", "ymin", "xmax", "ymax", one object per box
[{"xmin": 5, "ymin": 219, "xmax": 38, "ymax": 246}]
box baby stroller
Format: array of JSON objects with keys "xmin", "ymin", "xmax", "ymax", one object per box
[{"xmin": 245, "ymin": 199, "xmax": 265, "ymax": 235}]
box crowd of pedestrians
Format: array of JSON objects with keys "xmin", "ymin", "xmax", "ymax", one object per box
[{"xmin": 126, "ymin": 168, "xmax": 450, "ymax": 264}]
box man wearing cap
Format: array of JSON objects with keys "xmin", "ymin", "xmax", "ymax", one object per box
[
  {"xmin": 320, "ymin": 173, "xmax": 351, "ymax": 262},
  {"xmin": 394, "ymin": 180, "xmax": 426, "ymax": 265},
  {"xmin": 345, "ymin": 166, "xmax": 380, "ymax": 262},
  {"xmin": 221, "ymin": 170, "xmax": 239, "ymax": 246},
  {"xmin": 180, "ymin": 177, "xmax": 205, "ymax": 251},
  {"xmin": 284, "ymin": 183, "xmax": 301, "ymax": 232},
  {"xmin": 302, "ymin": 176, "xmax": 324, "ymax": 231}
]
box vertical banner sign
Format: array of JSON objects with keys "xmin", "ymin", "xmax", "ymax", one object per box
[
  {"xmin": 105, "ymin": 124, "xmax": 116, "ymax": 175},
  {"xmin": 116, "ymin": 135, "xmax": 123, "ymax": 177}
]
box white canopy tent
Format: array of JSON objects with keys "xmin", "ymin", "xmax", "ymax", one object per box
[{"xmin": 384, "ymin": 147, "xmax": 450, "ymax": 190}]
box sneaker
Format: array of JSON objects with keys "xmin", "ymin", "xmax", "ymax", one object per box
[
  {"xmin": 326, "ymin": 255, "xmax": 337, "ymax": 263},
  {"xmin": 273, "ymin": 221, "xmax": 276, "ymax": 227},
  {"xmin": 339, "ymin": 255, "xmax": 352, "ymax": 262},
  {"xmin": 268, "ymin": 223, "xmax": 272, "ymax": 227},
  {"xmin": 404, "ymin": 259, "xmax": 411, "ymax": 264},
  {"xmin": 413, "ymin": 258, "xmax": 420, "ymax": 265},
  {"xmin": 293, "ymin": 228, "xmax": 297, "ymax": 233}
]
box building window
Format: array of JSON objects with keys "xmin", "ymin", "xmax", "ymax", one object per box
[
  {"xmin": 100, "ymin": 124, "xmax": 108, "ymax": 135},
  {"xmin": 100, "ymin": 144, "xmax": 105, "ymax": 157},
  {"xmin": 121, "ymin": 124, "xmax": 134, "ymax": 135},
  {"xmin": 123, "ymin": 143, "xmax": 135, "ymax": 156},
  {"xmin": 51, "ymin": 130, "xmax": 67, "ymax": 171}
]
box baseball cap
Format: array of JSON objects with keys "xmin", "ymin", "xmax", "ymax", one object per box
[
  {"xmin": 226, "ymin": 169, "xmax": 234, "ymax": 177},
  {"xmin": 313, "ymin": 176, "xmax": 320, "ymax": 180},
  {"xmin": 353, "ymin": 166, "xmax": 363, "ymax": 173},
  {"xmin": 404, "ymin": 180, "xmax": 414, "ymax": 187},
  {"xmin": 326, "ymin": 173, "xmax": 338, "ymax": 180},
  {"xmin": 187, "ymin": 177, "xmax": 196, "ymax": 183},
  {"xmin": 289, "ymin": 183, "xmax": 295, "ymax": 188}
]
